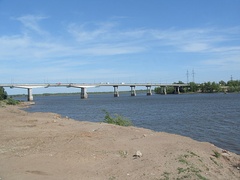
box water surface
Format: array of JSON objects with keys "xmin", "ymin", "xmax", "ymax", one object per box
[{"xmin": 20, "ymin": 93, "xmax": 240, "ymax": 154}]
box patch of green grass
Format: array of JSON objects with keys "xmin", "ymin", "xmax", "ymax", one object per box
[
  {"xmin": 102, "ymin": 110, "xmax": 133, "ymax": 126},
  {"xmin": 196, "ymin": 173, "xmax": 208, "ymax": 180},
  {"xmin": 179, "ymin": 157, "xmax": 189, "ymax": 165},
  {"xmin": 160, "ymin": 172, "xmax": 170, "ymax": 180},
  {"xmin": 118, "ymin": 150, "xmax": 128, "ymax": 158},
  {"xmin": 177, "ymin": 166, "xmax": 201, "ymax": 174},
  {"xmin": 3, "ymin": 98, "xmax": 20, "ymax": 105},
  {"xmin": 176, "ymin": 152, "xmax": 208, "ymax": 180},
  {"xmin": 188, "ymin": 151, "xmax": 200, "ymax": 157},
  {"xmin": 177, "ymin": 167, "xmax": 187, "ymax": 174},
  {"xmin": 212, "ymin": 150, "xmax": 221, "ymax": 158}
]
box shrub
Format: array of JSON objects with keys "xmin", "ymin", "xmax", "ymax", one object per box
[
  {"xmin": 212, "ymin": 150, "xmax": 221, "ymax": 158},
  {"xmin": 5, "ymin": 98, "xmax": 20, "ymax": 105},
  {"xmin": 0, "ymin": 87, "xmax": 7, "ymax": 100},
  {"xmin": 102, "ymin": 110, "xmax": 133, "ymax": 126}
]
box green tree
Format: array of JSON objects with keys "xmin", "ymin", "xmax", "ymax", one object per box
[
  {"xmin": 154, "ymin": 87, "xmax": 161, "ymax": 94},
  {"xmin": 0, "ymin": 87, "xmax": 7, "ymax": 100},
  {"xmin": 188, "ymin": 82, "xmax": 198, "ymax": 92},
  {"xmin": 200, "ymin": 81, "xmax": 221, "ymax": 93},
  {"xmin": 219, "ymin": 80, "xmax": 226, "ymax": 86},
  {"xmin": 174, "ymin": 81, "xmax": 184, "ymax": 84},
  {"xmin": 227, "ymin": 80, "xmax": 240, "ymax": 92}
]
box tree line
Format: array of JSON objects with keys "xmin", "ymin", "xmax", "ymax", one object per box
[{"xmin": 154, "ymin": 80, "xmax": 240, "ymax": 94}]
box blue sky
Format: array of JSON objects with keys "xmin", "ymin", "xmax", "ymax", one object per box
[{"xmin": 1, "ymin": 0, "xmax": 240, "ymax": 94}]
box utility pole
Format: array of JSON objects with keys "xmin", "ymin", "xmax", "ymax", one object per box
[
  {"xmin": 192, "ymin": 69, "xmax": 195, "ymax": 83},
  {"xmin": 231, "ymin": 75, "xmax": 233, "ymax": 81},
  {"xmin": 186, "ymin": 70, "xmax": 189, "ymax": 84}
]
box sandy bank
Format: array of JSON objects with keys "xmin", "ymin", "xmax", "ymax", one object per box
[{"xmin": 0, "ymin": 103, "xmax": 239, "ymax": 180}]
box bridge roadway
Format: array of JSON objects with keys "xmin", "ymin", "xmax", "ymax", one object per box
[{"xmin": 0, "ymin": 83, "xmax": 190, "ymax": 101}]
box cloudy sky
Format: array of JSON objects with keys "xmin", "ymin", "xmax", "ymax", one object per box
[{"xmin": 1, "ymin": 0, "xmax": 240, "ymax": 93}]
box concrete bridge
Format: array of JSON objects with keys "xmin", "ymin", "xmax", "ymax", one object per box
[{"xmin": 0, "ymin": 83, "xmax": 190, "ymax": 101}]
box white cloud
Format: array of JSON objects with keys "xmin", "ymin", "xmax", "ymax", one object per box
[
  {"xmin": 150, "ymin": 27, "xmax": 240, "ymax": 53},
  {"xmin": 1, "ymin": 16, "xmax": 240, "ymax": 84},
  {"xmin": 67, "ymin": 21, "xmax": 118, "ymax": 42},
  {"xmin": 180, "ymin": 42, "xmax": 210, "ymax": 52},
  {"xmin": 15, "ymin": 15, "xmax": 49, "ymax": 35},
  {"xmin": 4, "ymin": 16, "xmax": 240, "ymax": 60}
]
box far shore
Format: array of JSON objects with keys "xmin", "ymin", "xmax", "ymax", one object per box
[
  {"xmin": 0, "ymin": 103, "xmax": 240, "ymax": 179},
  {"xmin": 8, "ymin": 89, "xmax": 240, "ymax": 98}
]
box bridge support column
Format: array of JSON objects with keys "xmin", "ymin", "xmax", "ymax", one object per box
[
  {"xmin": 27, "ymin": 88, "xmax": 33, "ymax": 101},
  {"xmin": 162, "ymin": 86, "xmax": 167, "ymax": 95},
  {"xmin": 146, "ymin": 86, "xmax": 152, "ymax": 96},
  {"xmin": 113, "ymin": 86, "xmax": 119, "ymax": 97},
  {"xmin": 130, "ymin": 86, "xmax": 136, "ymax": 96},
  {"xmin": 174, "ymin": 86, "xmax": 180, "ymax": 94},
  {"xmin": 81, "ymin": 88, "xmax": 88, "ymax": 99}
]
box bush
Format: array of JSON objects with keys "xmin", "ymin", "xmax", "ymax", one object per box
[
  {"xmin": 102, "ymin": 110, "xmax": 133, "ymax": 126},
  {"xmin": 0, "ymin": 87, "xmax": 7, "ymax": 100},
  {"xmin": 5, "ymin": 98, "xmax": 20, "ymax": 105}
]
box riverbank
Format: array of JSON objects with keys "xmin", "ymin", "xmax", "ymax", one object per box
[{"xmin": 0, "ymin": 103, "xmax": 239, "ymax": 180}]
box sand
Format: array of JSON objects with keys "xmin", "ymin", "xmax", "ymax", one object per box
[{"xmin": 0, "ymin": 103, "xmax": 239, "ymax": 180}]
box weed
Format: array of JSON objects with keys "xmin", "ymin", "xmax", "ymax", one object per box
[
  {"xmin": 118, "ymin": 150, "xmax": 128, "ymax": 158},
  {"xmin": 177, "ymin": 167, "xmax": 187, "ymax": 174},
  {"xmin": 102, "ymin": 110, "xmax": 133, "ymax": 126},
  {"xmin": 212, "ymin": 150, "xmax": 221, "ymax": 158},
  {"xmin": 188, "ymin": 151, "xmax": 200, "ymax": 157},
  {"xmin": 176, "ymin": 152, "xmax": 207, "ymax": 180},
  {"xmin": 179, "ymin": 157, "xmax": 189, "ymax": 165},
  {"xmin": 160, "ymin": 172, "xmax": 170, "ymax": 180},
  {"xmin": 2, "ymin": 98, "xmax": 20, "ymax": 105},
  {"xmin": 196, "ymin": 173, "xmax": 208, "ymax": 180}
]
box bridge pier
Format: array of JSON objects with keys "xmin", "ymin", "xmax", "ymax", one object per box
[
  {"xmin": 146, "ymin": 86, "xmax": 152, "ymax": 96},
  {"xmin": 130, "ymin": 86, "xmax": 136, "ymax": 96},
  {"xmin": 81, "ymin": 88, "xmax": 88, "ymax": 99},
  {"xmin": 113, "ymin": 86, "xmax": 119, "ymax": 97},
  {"xmin": 162, "ymin": 86, "xmax": 167, "ymax": 95},
  {"xmin": 174, "ymin": 86, "xmax": 180, "ymax": 94},
  {"xmin": 27, "ymin": 88, "xmax": 33, "ymax": 101}
]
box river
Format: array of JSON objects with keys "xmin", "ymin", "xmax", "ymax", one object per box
[{"xmin": 18, "ymin": 93, "xmax": 240, "ymax": 155}]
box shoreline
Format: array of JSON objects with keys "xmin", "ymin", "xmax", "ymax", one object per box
[{"xmin": 1, "ymin": 103, "xmax": 240, "ymax": 179}]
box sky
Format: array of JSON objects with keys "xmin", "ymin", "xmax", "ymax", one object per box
[{"xmin": 1, "ymin": 0, "xmax": 240, "ymax": 94}]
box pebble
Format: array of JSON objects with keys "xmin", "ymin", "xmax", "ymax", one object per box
[{"xmin": 133, "ymin": 150, "xmax": 143, "ymax": 158}]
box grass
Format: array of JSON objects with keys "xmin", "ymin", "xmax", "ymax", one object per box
[
  {"xmin": 0, "ymin": 98, "xmax": 20, "ymax": 106},
  {"xmin": 102, "ymin": 110, "xmax": 133, "ymax": 126},
  {"xmin": 118, "ymin": 150, "xmax": 128, "ymax": 158},
  {"xmin": 160, "ymin": 172, "xmax": 170, "ymax": 180},
  {"xmin": 176, "ymin": 152, "xmax": 208, "ymax": 180},
  {"xmin": 212, "ymin": 150, "xmax": 221, "ymax": 158},
  {"xmin": 178, "ymin": 156, "xmax": 189, "ymax": 165}
]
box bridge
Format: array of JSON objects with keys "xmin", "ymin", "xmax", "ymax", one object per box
[{"xmin": 0, "ymin": 83, "xmax": 190, "ymax": 101}]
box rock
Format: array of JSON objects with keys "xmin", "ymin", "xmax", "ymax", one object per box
[{"xmin": 133, "ymin": 151, "xmax": 142, "ymax": 158}]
